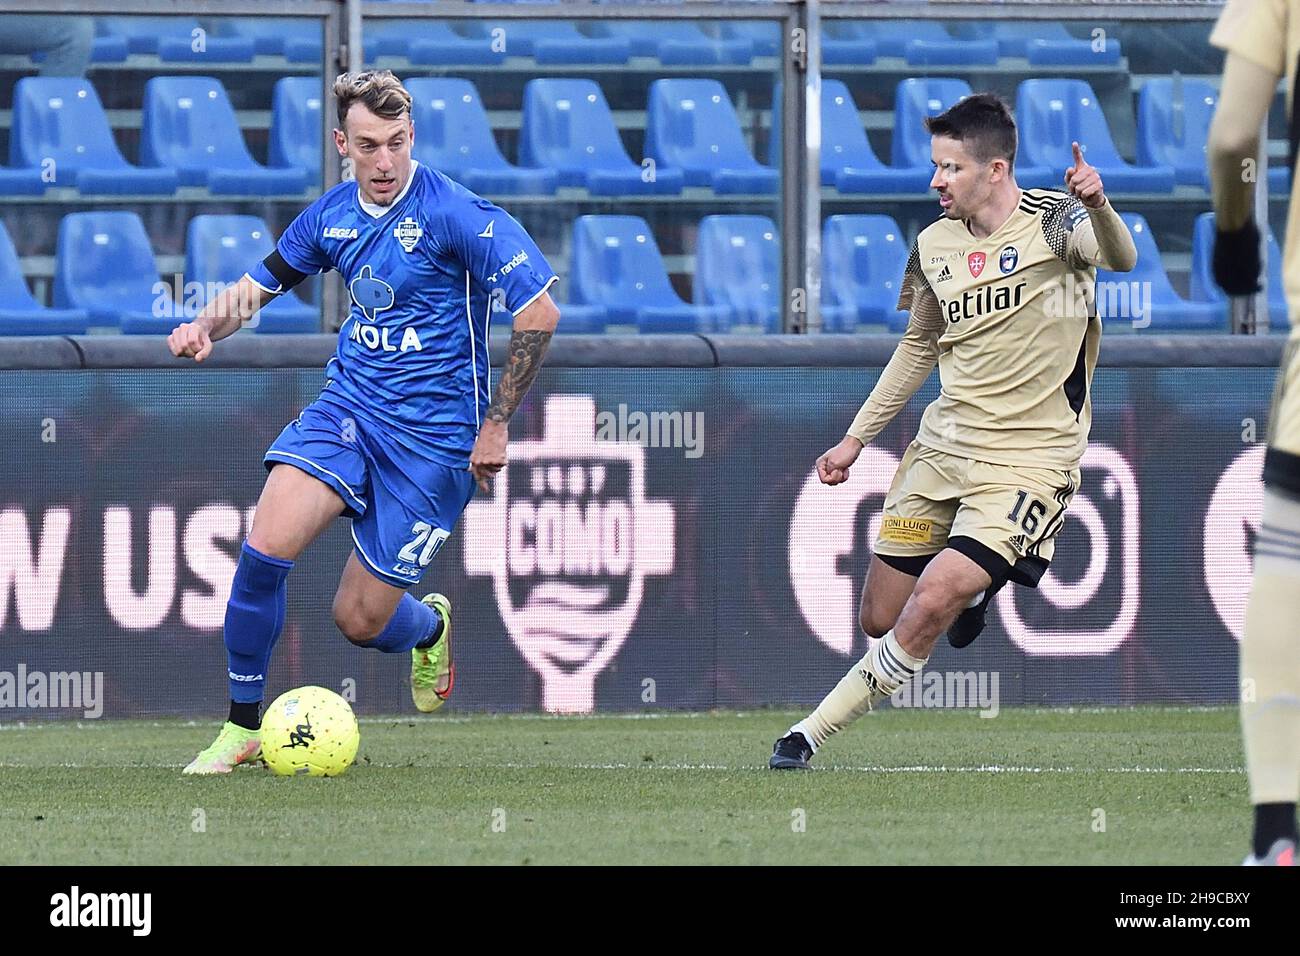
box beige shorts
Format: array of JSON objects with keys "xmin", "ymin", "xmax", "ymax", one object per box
[
  {"xmin": 1264, "ymin": 337, "xmax": 1300, "ymax": 492},
  {"xmin": 873, "ymin": 440, "xmax": 1080, "ymax": 586}
]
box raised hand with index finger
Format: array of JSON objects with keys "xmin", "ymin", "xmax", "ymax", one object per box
[{"xmin": 1064, "ymin": 141, "xmax": 1107, "ymax": 209}]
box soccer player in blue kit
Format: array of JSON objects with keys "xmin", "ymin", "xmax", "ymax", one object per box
[{"xmin": 169, "ymin": 71, "xmax": 560, "ymax": 774}]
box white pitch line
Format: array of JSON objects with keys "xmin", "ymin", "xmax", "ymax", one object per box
[{"xmin": 0, "ymin": 761, "xmax": 1243, "ymax": 774}]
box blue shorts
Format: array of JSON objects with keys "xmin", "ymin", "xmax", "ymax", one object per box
[{"xmin": 264, "ymin": 399, "xmax": 476, "ymax": 588}]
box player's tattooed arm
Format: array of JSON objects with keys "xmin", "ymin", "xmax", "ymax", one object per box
[
  {"xmin": 471, "ymin": 292, "xmax": 558, "ymax": 491},
  {"xmin": 486, "ymin": 329, "xmax": 553, "ymax": 424}
]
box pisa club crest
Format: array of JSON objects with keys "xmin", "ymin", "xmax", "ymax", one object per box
[
  {"xmin": 968, "ymin": 251, "xmax": 986, "ymax": 278},
  {"xmin": 463, "ymin": 396, "xmax": 675, "ymax": 713}
]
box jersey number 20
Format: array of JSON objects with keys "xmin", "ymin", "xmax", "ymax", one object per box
[{"xmin": 398, "ymin": 522, "xmax": 450, "ymax": 568}]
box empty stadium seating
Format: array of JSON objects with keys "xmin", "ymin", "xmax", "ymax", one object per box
[
  {"xmin": 569, "ymin": 215, "xmax": 726, "ymax": 333},
  {"xmin": 694, "ymin": 216, "xmax": 780, "ymax": 333},
  {"xmin": 459, "ymin": 20, "xmax": 630, "ymax": 64},
  {"xmin": 10, "ymin": 77, "xmax": 180, "ymax": 195},
  {"xmin": 141, "ymin": 76, "xmax": 308, "ymax": 195},
  {"xmin": 587, "ymin": 21, "xmax": 752, "ymax": 65},
  {"xmin": 951, "ymin": 22, "xmax": 1122, "ymax": 66},
  {"xmin": 53, "ymin": 212, "xmax": 165, "ymax": 333},
  {"xmin": 645, "ymin": 79, "xmax": 778, "ymax": 194},
  {"xmin": 0, "ymin": 222, "xmax": 88, "ymax": 335},
  {"xmin": 408, "ymin": 78, "xmax": 558, "ymax": 196},
  {"xmin": 1098, "ymin": 213, "xmax": 1225, "ymax": 331},
  {"xmin": 838, "ymin": 20, "xmax": 998, "ymax": 66},
  {"xmin": 1136, "ymin": 77, "xmax": 1217, "ymax": 189},
  {"xmin": 270, "ymin": 77, "xmax": 324, "ymax": 187},
  {"xmin": 520, "ymin": 79, "xmax": 682, "ymax": 195},
  {"xmin": 772, "ymin": 80, "xmax": 930, "ymax": 193},
  {"xmin": 97, "ymin": 17, "xmax": 256, "ymax": 63},
  {"xmin": 1017, "ymin": 79, "xmax": 1176, "ymax": 193},
  {"xmin": 821, "ymin": 214, "xmax": 911, "ymax": 333},
  {"xmin": 213, "ymin": 17, "xmax": 323, "ymax": 63}
]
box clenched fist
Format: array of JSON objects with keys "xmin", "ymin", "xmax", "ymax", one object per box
[
  {"xmin": 168, "ymin": 321, "xmax": 214, "ymax": 363},
  {"xmin": 816, "ymin": 436, "xmax": 864, "ymax": 486}
]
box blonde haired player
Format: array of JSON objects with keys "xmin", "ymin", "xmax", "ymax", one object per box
[
  {"xmin": 1207, "ymin": 0, "xmax": 1300, "ymax": 866},
  {"xmin": 771, "ymin": 94, "xmax": 1137, "ymax": 770}
]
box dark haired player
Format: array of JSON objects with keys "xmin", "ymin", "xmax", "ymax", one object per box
[{"xmin": 772, "ymin": 93, "xmax": 1137, "ymax": 769}]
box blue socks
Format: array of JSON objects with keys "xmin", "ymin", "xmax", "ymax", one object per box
[
  {"xmin": 224, "ymin": 542, "xmax": 293, "ymax": 706},
  {"xmin": 367, "ymin": 593, "xmax": 440, "ymax": 654}
]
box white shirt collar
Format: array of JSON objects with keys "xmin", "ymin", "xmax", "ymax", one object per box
[{"xmin": 356, "ymin": 160, "xmax": 419, "ymax": 219}]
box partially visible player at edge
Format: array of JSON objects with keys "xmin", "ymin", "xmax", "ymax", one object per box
[
  {"xmin": 1206, "ymin": 0, "xmax": 1300, "ymax": 866},
  {"xmin": 168, "ymin": 71, "xmax": 561, "ymax": 774},
  {"xmin": 770, "ymin": 94, "xmax": 1137, "ymax": 771}
]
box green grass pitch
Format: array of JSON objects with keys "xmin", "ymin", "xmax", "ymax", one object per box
[{"xmin": 0, "ymin": 708, "xmax": 1246, "ymax": 865}]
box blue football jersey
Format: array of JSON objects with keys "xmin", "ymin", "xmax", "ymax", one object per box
[{"xmin": 248, "ymin": 162, "xmax": 557, "ymax": 467}]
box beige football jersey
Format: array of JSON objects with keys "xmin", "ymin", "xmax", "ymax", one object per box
[
  {"xmin": 898, "ymin": 188, "xmax": 1100, "ymax": 469},
  {"xmin": 1210, "ymin": 0, "xmax": 1300, "ymax": 322}
]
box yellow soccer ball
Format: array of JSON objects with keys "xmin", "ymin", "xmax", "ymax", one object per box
[{"xmin": 260, "ymin": 686, "xmax": 360, "ymax": 777}]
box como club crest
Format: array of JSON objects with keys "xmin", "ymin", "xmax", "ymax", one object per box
[
  {"xmin": 463, "ymin": 396, "xmax": 675, "ymax": 713},
  {"xmin": 393, "ymin": 217, "xmax": 422, "ymax": 253}
]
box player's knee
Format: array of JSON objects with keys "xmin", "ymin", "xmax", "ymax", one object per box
[
  {"xmin": 332, "ymin": 602, "xmax": 382, "ymax": 646},
  {"xmin": 859, "ymin": 604, "xmax": 895, "ymax": 639},
  {"xmin": 909, "ymin": 578, "xmax": 961, "ymax": 629}
]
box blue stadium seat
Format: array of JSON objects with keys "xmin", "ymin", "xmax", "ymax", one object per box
[
  {"xmin": 1136, "ymin": 78, "xmax": 1217, "ymax": 189},
  {"xmin": 1097, "ymin": 212, "xmax": 1225, "ymax": 331},
  {"xmin": 694, "ymin": 216, "xmax": 780, "ymax": 334},
  {"xmin": 270, "ymin": 77, "xmax": 324, "ymax": 187},
  {"xmin": 34, "ymin": 34, "xmax": 127, "ymax": 64},
  {"xmin": 1190, "ymin": 212, "xmax": 1287, "ymax": 330},
  {"xmin": 951, "ymin": 22, "xmax": 1121, "ymax": 66},
  {"xmin": 645, "ymin": 79, "xmax": 778, "ymax": 194},
  {"xmin": 213, "ymin": 17, "xmax": 322, "ymax": 63},
  {"xmin": 141, "ymin": 77, "xmax": 309, "ymax": 196},
  {"xmin": 364, "ymin": 21, "xmax": 505, "ymax": 65},
  {"xmin": 587, "ymin": 22, "xmax": 752, "ymax": 65},
  {"xmin": 97, "ymin": 17, "xmax": 255, "ymax": 62},
  {"xmin": 53, "ymin": 212, "xmax": 164, "ymax": 332},
  {"xmin": 0, "ymin": 223, "xmax": 88, "ymax": 335},
  {"xmin": 1016, "ymin": 80, "xmax": 1176, "ymax": 194},
  {"xmin": 520, "ymin": 79, "xmax": 682, "ymax": 195},
  {"xmin": 186, "ymin": 216, "xmax": 318, "ymax": 333},
  {"xmin": 549, "ymin": 295, "xmax": 608, "ymax": 334},
  {"xmin": 821, "ymin": 214, "xmax": 911, "ymax": 333},
  {"xmin": 834, "ymin": 20, "xmax": 996, "ymax": 66},
  {"xmin": 719, "ymin": 21, "xmax": 781, "ymax": 58},
  {"xmin": 458, "ymin": 21, "xmax": 630, "ymax": 64},
  {"xmin": 10, "ymin": 78, "xmax": 179, "ymax": 196},
  {"xmin": 0, "ymin": 164, "xmax": 47, "ymax": 196},
  {"xmin": 891, "ymin": 78, "xmax": 974, "ymax": 169},
  {"xmin": 408, "ymin": 79, "xmax": 557, "ymax": 196},
  {"xmin": 773, "ymin": 80, "xmax": 930, "ymax": 193},
  {"xmin": 569, "ymin": 215, "xmax": 726, "ymax": 333},
  {"xmin": 820, "ymin": 20, "xmax": 877, "ymax": 66}
]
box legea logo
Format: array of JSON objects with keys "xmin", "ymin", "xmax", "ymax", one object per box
[
  {"xmin": 463, "ymin": 396, "xmax": 674, "ymax": 712},
  {"xmin": 1204, "ymin": 444, "xmax": 1265, "ymax": 643}
]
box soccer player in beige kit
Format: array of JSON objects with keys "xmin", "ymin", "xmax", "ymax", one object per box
[
  {"xmin": 771, "ymin": 93, "xmax": 1137, "ymax": 770},
  {"xmin": 1206, "ymin": 0, "xmax": 1300, "ymax": 866}
]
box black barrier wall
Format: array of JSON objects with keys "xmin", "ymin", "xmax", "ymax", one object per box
[{"xmin": 0, "ymin": 337, "xmax": 1280, "ymax": 717}]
